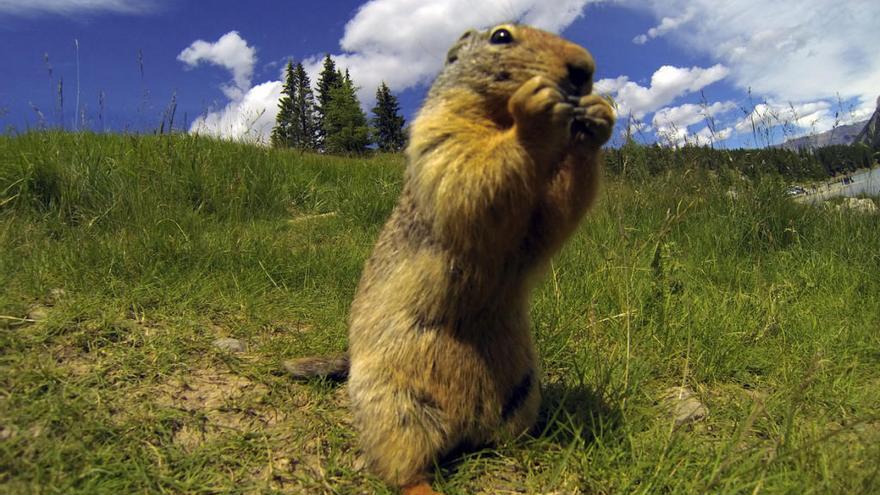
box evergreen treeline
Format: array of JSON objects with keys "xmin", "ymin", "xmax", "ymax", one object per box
[
  {"xmin": 270, "ymin": 56, "xmax": 406, "ymax": 154},
  {"xmin": 607, "ymin": 139, "xmax": 876, "ymax": 180}
]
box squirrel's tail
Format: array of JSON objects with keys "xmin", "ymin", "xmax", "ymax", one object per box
[{"xmin": 283, "ymin": 354, "xmax": 349, "ymax": 381}]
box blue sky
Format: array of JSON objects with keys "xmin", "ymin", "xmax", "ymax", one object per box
[{"xmin": 2, "ymin": 0, "xmax": 878, "ymax": 148}]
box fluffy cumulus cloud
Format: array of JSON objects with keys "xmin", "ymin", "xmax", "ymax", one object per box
[
  {"xmin": 620, "ymin": 0, "xmax": 880, "ymax": 120},
  {"xmin": 692, "ymin": 126, "xmax": 733, "ymax": 146},
  {"xmin": 595, "ymin": 64, "xmax": 729, "ymax": 119},
  {"xmin": 652, "ymin": 101, "xmax": 736, "ymax": 146},
  {"xmin": 0, "ymin": 0, "xmax": 156, "ymax": 16},
  {"xmin": 176, "ymin": 31, "xmax": 279, "ymax": 140},
  {"xmin": 732, "ymin": 100, "xmax": 836, "ymax": 139},
  {"xmin": 653, "ymin": 101, "xmax": 735, "ymax": 130},
  {"xmin": 183, "ymin": 0, "xmax": 879, "ymax": 143},
  {"xmin": 184, "ymin": 0, "xmax": 599, "ymax": 142},
  {"xmin": 178, "ymin": 31, "xmax": 256, "ymax": 101},
  {"xmin": 189, "ymin": 81, "xmax": 282, "ymax": 142},
  {"xmin": 321, "ymin": 0, "xmax": 598, "ymax": 104}
]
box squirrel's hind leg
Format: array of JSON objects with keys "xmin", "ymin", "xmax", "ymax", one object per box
[{"xmin": 351, "ymin": 382, "xmax": 452, "ymax": 492}]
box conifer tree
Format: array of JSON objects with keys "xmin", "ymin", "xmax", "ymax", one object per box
[
  {"xmin": 270, "ymin": 61, "xmax": 298, "ymax": 148},
  {"xmin": 291, "ymin": 61, "xmax": 318, "ymax": 150},
  {"xmin": 323, "ymin": 69, "xmax": 370, "ymax": 154},
  {"xmin": 315, "ymin": 54, "xmax": 341, "ymax": 147},
  {"xmin": 371, "ymin": 82, "xmax": 406, "ymax": 152}
]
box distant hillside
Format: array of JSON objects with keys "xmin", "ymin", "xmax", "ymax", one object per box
[
  {"xmin": 778, "ymin": 119, "xmax": 869, "ymax": 151},
  {"xmin": 779, "ymin": 95, "xmax": 880, "ymax": 151},
  {"xmin": 855, "ymin": 102, "xmax": 880, "ymax": 149}
]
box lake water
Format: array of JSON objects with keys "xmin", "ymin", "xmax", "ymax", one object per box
[
  {"xmin": 836, "ymin": 167, "xmax": 880, "ymax": 197},
  {"xmin": 802, "ymin": 167, "xmax": 880, "ymax": 202}
]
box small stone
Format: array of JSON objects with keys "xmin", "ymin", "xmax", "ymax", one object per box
[
  {"xmin": 28, "ymin": 425, "xmax": 44, "ymax": 438},
  {"xmin": 27, "ymin": 306, "xmax": 49, "ymax": 322},
  {"xmin": 0, "ymin": 425, "xmax": 14, "ymax": 441},
  {"xmin": 662, "ymin": 386, "xmax": 708, "ymax": 426},
  {"xmin": 212, "ymin": 337, "xmax": 246, "ymax": 353},
  {"xmin": 48, "ymin": 288, "xmax": 67, "ymax": 304}
]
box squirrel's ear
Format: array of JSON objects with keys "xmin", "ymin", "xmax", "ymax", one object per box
[
  {"xmin": 458, "ymin": 29, "xmax": 478, "ymax": 41},
  {"xmin": 446, "ymin": 29, "xmax": 477, "ymax": 65}
]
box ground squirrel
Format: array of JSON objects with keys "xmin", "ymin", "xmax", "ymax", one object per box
[{"xmin": 285, "ymin": 24, "xmax": 615, "ymax": 495}]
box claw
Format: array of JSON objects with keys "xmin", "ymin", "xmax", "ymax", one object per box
[{"xmin": 572, "ymin": 111, "xmax": 604, "ymax": 127}]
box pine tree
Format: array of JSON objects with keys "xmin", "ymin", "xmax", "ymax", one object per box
[
  {"xmin": 323, "ymin": 69, "xmax": 370, "ymax": 154},
  {"xmin": 291, "ymin": 61, "xmax": 318, "ymax": 150},
  {"xmin": 315, "ymin": 54, "xmax": 341, "ymax": 148},
  {"xmin": 270, "ymin": 61, "xmax": 298, "ymax": 148},
  {"xmin": 371, "ymin": 82, "xmax": 406, "ymax": 152}
]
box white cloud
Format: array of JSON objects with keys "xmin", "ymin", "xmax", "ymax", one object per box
[
  {"xmin": 733, "ymin": 101, "xmax": 834, "ymax": 138},
  {"xmin": 653, "ymin": 101, "xmax": 735, "ymax": 129},
  {"xmin": 652, "ymin": 101, "xmax": 735, "ymax": 146},
  {"xmin": 178, "ymin": 31, "xmax": 257, "ymax": 101},
  {"xmin": 632, "ymin": 10, "xmax": 694, "ymax": 45},
  {"xmin": 620, "ymin": 0, "xmax": 880, "ymax": 124},
  {"xmin": 185, "ymin": 0, "xmax": 601, "ymax": 142},
  {"xmin": 0, "ymin": 0, "xmax": 156, "ymax": 16},
  {"xmin": 177, "ymin": 31, "xmax": 274, "ymax": 141},
  {"xmin": 653, "ymin": 101, "xmax": 735, "ymax": 132},
  {"xmin": 692, "ymin": 126, "xmax": 733, "ymax": 146},
  {"xmin": 652, "ymin": 101, "xmax": 736, "ymax": 146},
  {"xmin": 651, "ymin": 124, "xmax": 734, "ymax": 148},
  {"xmin": 189, "ymin": 81, "xmax": 282, "ymax": 142},
  {"xmin": 310, "ymin": 0, "xmax": 599, "ymax": 106},
  {"xmin": 594, "ymin": 76, "xmax": 630, "ymax": 95},
  {"xmin": 597, "ymin": 64, "xmax": 729, "ymax": 119},
  {"xmin": 184, "ymin": 1, "xmax": 876, "ymax": 144}
]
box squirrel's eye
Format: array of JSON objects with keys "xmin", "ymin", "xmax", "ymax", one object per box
[{"xmin": 490, "ymin": 28, "xmax": 513, "ymax": 45}]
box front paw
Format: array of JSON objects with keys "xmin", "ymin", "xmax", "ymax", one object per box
[
  {"xmin": 569, "ymin": 94, "xmax": 615, "ymax": 147},
  {"xmin": 508, "ymin": 76, "xmax": 573, "ymax": 149}
]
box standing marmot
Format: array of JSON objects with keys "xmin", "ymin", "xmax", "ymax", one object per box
[{"xmin": 286, "ymin": 23, "xmax": 615, "ymax": 495}]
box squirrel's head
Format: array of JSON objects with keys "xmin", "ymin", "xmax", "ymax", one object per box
[{"xmin": 431, "ymin": 24, "xmax": 596, "ymax": 114}]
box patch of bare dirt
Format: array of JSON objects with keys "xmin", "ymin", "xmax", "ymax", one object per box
[
  {"xmin": 60, "ymin": 355, "xmax": 94, "ymax": 377},
  {"xmin": 51, "ymin": 344, "xmax": 97, "ymax": 377},
  {"xmin": 155, "ymin": 368, "xmax": 278, "ymax": 450},
  {"xmin": 462, "ymin": 457, "xmax": 583, "ymax": 495}
]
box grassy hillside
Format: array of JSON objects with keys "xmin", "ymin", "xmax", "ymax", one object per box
[{"xmin": 1, "ymin": 132, "xmax": 878, "ymax": 494}]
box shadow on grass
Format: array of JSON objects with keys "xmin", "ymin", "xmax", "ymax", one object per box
[
  {"xmin": 281, "ymin": 372, "xmax": 624, "ymax": 449},
  {"xmin": 536, "ymin": 381, "xmax": 624, "ymax": 446},
  {"xmin": 434, "ymin": 381, "xmax": 621, "ymax": 461}
]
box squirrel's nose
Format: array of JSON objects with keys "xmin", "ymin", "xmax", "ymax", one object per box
[{"xmin": 567, "ymin": 62, "xmax": 592, "ymax": 92}]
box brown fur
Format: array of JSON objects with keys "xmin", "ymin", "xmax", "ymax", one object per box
[
  {"xmin": 283, "ymin": 355, "xmax": 349, "ymax": 381},
  {"xmin": 291, "ymin": 24, "xmax": 615, "ymax": 494}
]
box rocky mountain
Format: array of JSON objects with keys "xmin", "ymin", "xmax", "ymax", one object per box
[
  {"xmin": 855, "ymin": 96, "xmax": 880, "ymax": 149},
  {"xmin": 778, "ymin": 119, "xmax": 868, "ymax": 151},
  {"xmin": 778, "ymin": 95, "xmax": 879, "ymax": 151}
]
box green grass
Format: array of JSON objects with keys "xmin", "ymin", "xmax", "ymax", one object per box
[{"xmin": 1, "ymin": 132, "xmax": 878, "ymax": 494}]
